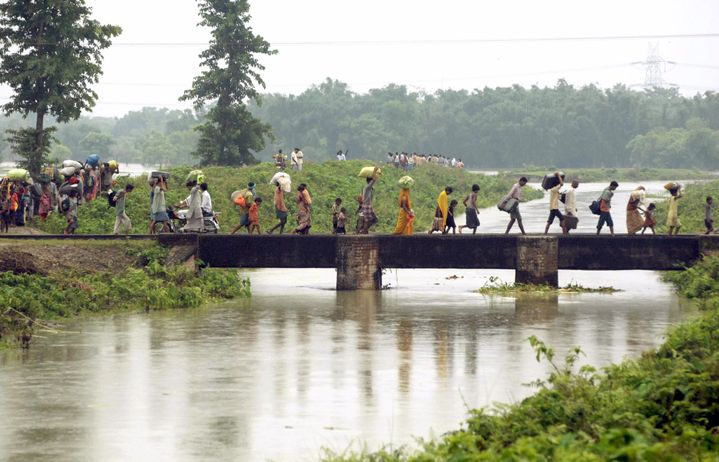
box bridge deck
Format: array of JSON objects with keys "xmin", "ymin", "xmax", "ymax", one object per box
[{"xmin": 3, "ymin": 233, "xmax": 717, "ymax": 271}]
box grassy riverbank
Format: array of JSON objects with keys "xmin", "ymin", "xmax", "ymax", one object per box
[
  {"xmin": 34, "ymin": 161, "xmax": 541, "ymax": 235},
  {"xmin": 0, "ymin": 240, "xmax": 249, "ymax": 348},
  {"xmin": 324, "ymin": 263, "xmax": 719, "ymax": 460},
  {"xmin": 652, "ymin": 179, "xmax": 719, "ymax": 234},
  {"xmin": 500, "ymin": 167, "xmax": 717, "ymax": 183}
]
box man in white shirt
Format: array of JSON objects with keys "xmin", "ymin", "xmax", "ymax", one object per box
[
  {"xmin": 292, "ymin": 147, "xmax": 304, "ymax": 171},
  {"xmin": 200, "ymin": 183, "xmax": 213, "ymax": 216},
  {"xmin": 562, "ymin": 180, "xmax": 579, "ymax": 234}
]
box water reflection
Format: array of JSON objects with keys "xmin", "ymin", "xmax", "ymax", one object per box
[{"xmin": 514, "ymin": 295, "xmax": 560, "ymax": 325}]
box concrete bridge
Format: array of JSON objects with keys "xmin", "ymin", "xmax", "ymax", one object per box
[
  {"xmin": 3, "ymin": 234, "xmax": 717, "ymax": 290},
  {"xmin": 171, "ymin": 233, "xmax": 718, "ymax": 289}
]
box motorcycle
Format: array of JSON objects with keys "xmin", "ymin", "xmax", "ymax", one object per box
[{"xmin": 168, "ymin": 206, "xmax": 220, "ymax": 233}]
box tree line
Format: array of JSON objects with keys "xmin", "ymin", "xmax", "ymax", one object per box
[
  {"xmin": 2, "ymin": 80, "xmax": 718, "ymax": 170},
  {"xmin": 249, "ymin": 79, "xmax": 719, "ymax": 169},
  {"xmin": 2, "ymin": 2, "xmax": 718, "ymax": 170}
]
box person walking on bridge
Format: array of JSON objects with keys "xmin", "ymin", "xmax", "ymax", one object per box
[
  {"xmin": 293, "ymin": 183, "xmax": 312, "ymax": 234},
  {"xmin": 597, "ymin": 181, "xmax": 618, "ymax": 235},
  {"xmin": 393, "ymin": 176, "xmax": 415, "ymax": 235},
  {"xmin": 502, "ymin": 177, "xmax": 527, "ymax": 235},
  {"xmin": 458, "ymin": 184, "xmax": 480, "ymax": 234},
  {"xmin": 544, "ymin": 172, "xmax": 565, "ymax": 234},
  {"xmin": 429, "ymin": 186, "xmax": 453, "ymax": 234},
  {"xmin": 267, "ymin": 182, "xmax": 288, "ymax": 234},
  {"xmin": 626, "ymin": 186, "xmax": 646, "ymax": 234},
  {"xmin": 666, "ymin": 184, "xmax": 683, "ymax": 236},
  {"xmin": 113, "ymin": 184, "xmax": 134, "ymax": 235},
  {"xmin": 562, "ymin": 180, "xmax": 579, "ymax": 234},
  {"xmin": 358, "ymin": 168, "xmax": 380, "ymax": 234}
]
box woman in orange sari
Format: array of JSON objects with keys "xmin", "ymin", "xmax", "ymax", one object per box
[{"xmin": 393, "ymin": 177, "xmax": 415, "ymax": 234}]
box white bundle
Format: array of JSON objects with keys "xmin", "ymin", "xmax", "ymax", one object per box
[
  {"xmin": 270, "ymin": 171, "xmax": 290, "ymax": 185},
  {"xmin": 278, "ymin": 176, "xmax": 292, "ymax": 193},
  {"xmin": 62, "ymin": 160, "xmax": 82, "ymax": 170},
  {"xmin": 59, "ymin": 166, "xmax": 77, "ymax": 178}
]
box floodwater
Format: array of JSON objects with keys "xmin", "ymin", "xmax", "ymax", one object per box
[{"xmin": 0, "ymin": 180, "xmax": 694, "ymax": 462}]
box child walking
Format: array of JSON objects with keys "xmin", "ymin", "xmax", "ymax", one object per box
[
  {"xmin": 331, "ymin": 197, "xmax": 342, "ymax": 234},
  {"xmin": 705, "ymin": 196, "xmax": 715, "ymax": 234},
  {"xmin": 444, "ymin": 199, "xmax": 458, "ymax": 234},
  {"xmin": 336, "ymin": 207, "xmax": 347, "ymax": 234},
  {"xmin": 666, "ymin": 186, "xmax": 682, "ymax": 236},
  {"xmin": 641, "ymin": 203, "xmax": 656, "ymax": 234},
  {"xmin": 248, "ymin": 197, "xmax": 262, "ymax": 234}
]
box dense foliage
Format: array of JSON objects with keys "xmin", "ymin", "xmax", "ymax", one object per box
[
  {"xmin": 324, "ymin": 258, "xmax": 719, "ymax": 461},
  {"xmin": 0, "ymin": 0, "xmax": 120, "ymax": 174},
  {"xmin": 34, "ymin": 161, "xmax": 540, "ymax": 235},
  {"xmin": 0, "ymin": 242, "xmax": 250, "ymax": 348},
  {"xmin": 179, "ymin": 0, "xmax": 275, "ymax": 166},
  {"xmin": 3, "ymin": 81, "xmax": 719, "ymax": 169},
  {"xmin": 250, "ymin": 80, "xmax": 719, "ymax": 168}
]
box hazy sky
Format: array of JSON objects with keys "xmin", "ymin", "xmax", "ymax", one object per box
[{"xmin": 2, "ymin": 0, "xmax": 718, "ymax": 117}]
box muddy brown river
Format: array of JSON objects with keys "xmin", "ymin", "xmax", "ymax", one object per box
[{"xmin": 0, "ymin": 181, "xmax": 694, "ymax": 461}]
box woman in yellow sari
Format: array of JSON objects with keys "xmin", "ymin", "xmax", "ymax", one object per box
[
  {"xmin": 393, "ymin": 176, "xmax": 415, "ymax": 235},
  {"xmin": 429, "ymin": 186, "xmax": 453, "ymax": 234}
]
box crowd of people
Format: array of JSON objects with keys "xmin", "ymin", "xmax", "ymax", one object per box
[
  {"xmin": 2, "ymin": 157, "xmax": 716, "ymax": 237},
  {"xmin": 387, "ymin": 152, "xmax": 465, "ymax": 170},
  {"xmin": 0, "ymin": 160, "xmax": 119, "ymax": 235}
]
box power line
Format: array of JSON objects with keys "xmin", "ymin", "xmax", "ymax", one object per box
[
  {"xmin": 111, "ymin": 32, "xmax": 719, "ymax": 46},
  {"xmin": 8, "ymin": 32, "xmax": 719, "ymax": 48}
]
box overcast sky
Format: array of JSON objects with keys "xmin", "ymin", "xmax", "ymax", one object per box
[{"xmin": 2, "ymin": 0, "xmax": 719, "ymax": 117}]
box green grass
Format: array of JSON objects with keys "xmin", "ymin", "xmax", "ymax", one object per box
[
  {"xmin": 323, "ymin": 260, "xmax": 719, "ymax": 461},
  {"xmin": 0, "ymin": 242, "xmax": 250, "ymax": 348},
  {"xmin": 501, "ymin": 167, "xmax": 717, "ymax": 183},
  {"xmin": 34, "ymin": 161, "xmax": 542, "ymax": 235}
]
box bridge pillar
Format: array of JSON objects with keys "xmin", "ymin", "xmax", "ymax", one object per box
[
  {"xmin": 515, "ymin": 236, "xmax": 559, "ymax": 287},
  {"xmin": 336, "ymin": 236, "xmax": 382, "ymax": 290}
]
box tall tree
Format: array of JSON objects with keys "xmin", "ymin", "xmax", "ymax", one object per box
[
  {"xmin": 0, "ymin": 0, "xmax": 120, "ymax": 174},
  {"xmin": 180, "ymin": 0, "xmax": 275, "ymax": 166}
]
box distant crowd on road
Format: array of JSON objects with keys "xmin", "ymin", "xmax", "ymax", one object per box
[
  {"xmin": 386, "ymin": 152, "xmax": 465, "ymax": 170},
  {"xmin": 2, "ymin": 155, "xmax": 717, "ymax": 237}
]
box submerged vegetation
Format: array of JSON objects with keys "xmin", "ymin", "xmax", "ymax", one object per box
[
  {"xmin": 34, "ymin": 161, "xmax": 542, "ymax": 235},
  {"xmin": 0, "ymin": 241, "xmax": 249, "ymax": 348},
  {"xmin": 325, "ymin": 261, "xmax": 719, "ymax": 461},
  {"xmin": 477, "ymin": 277, "xmax": 619, "ymax": 295}
]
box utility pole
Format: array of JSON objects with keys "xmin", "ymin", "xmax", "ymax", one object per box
[{"xmin": 631, "ymin": 43, "xmax": 677, "ymax": 89}]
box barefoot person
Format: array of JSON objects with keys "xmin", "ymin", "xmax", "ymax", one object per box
[
  {"xmin": 544, "ymin": 172, "xmax": 565, "ymax": 234},
  {"xmin": 666, "ymin": 184, "xmax": 682, "ymax": 236},
  {"xmin": 429, "ymin": 186, "xmax": 453, "ymax": 234},
  {"xmin": 626, "ymin": 186, "xmax": 646, "ymax": 235},
  {"xmin": 392, "ymin": 176, "xmax": 415, "ymax": 235},
  {"xmin": 459, "ymin": 184, "xmax": 480, "ymax": 234},
  {"xmin": 562, "ymin": 180, "xmax": 579, "ymax": 235},
  {"xmin": 267, "ymin": 182, "xmax": 288, "ymax": 234},
  {"xmin": 292, "ymin": 183, "xmax": 312, "ymax": 234},
  {"xmin": 597, "ymin": 181, "xmax": 618, "ymax": 235},
  {"xmin": 502, "ymin": 177, "xmax": 527, "ymax": 235},
  {"xmin": 358, "ymin": 168, "xmax": 380, "ymax": 234}
]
